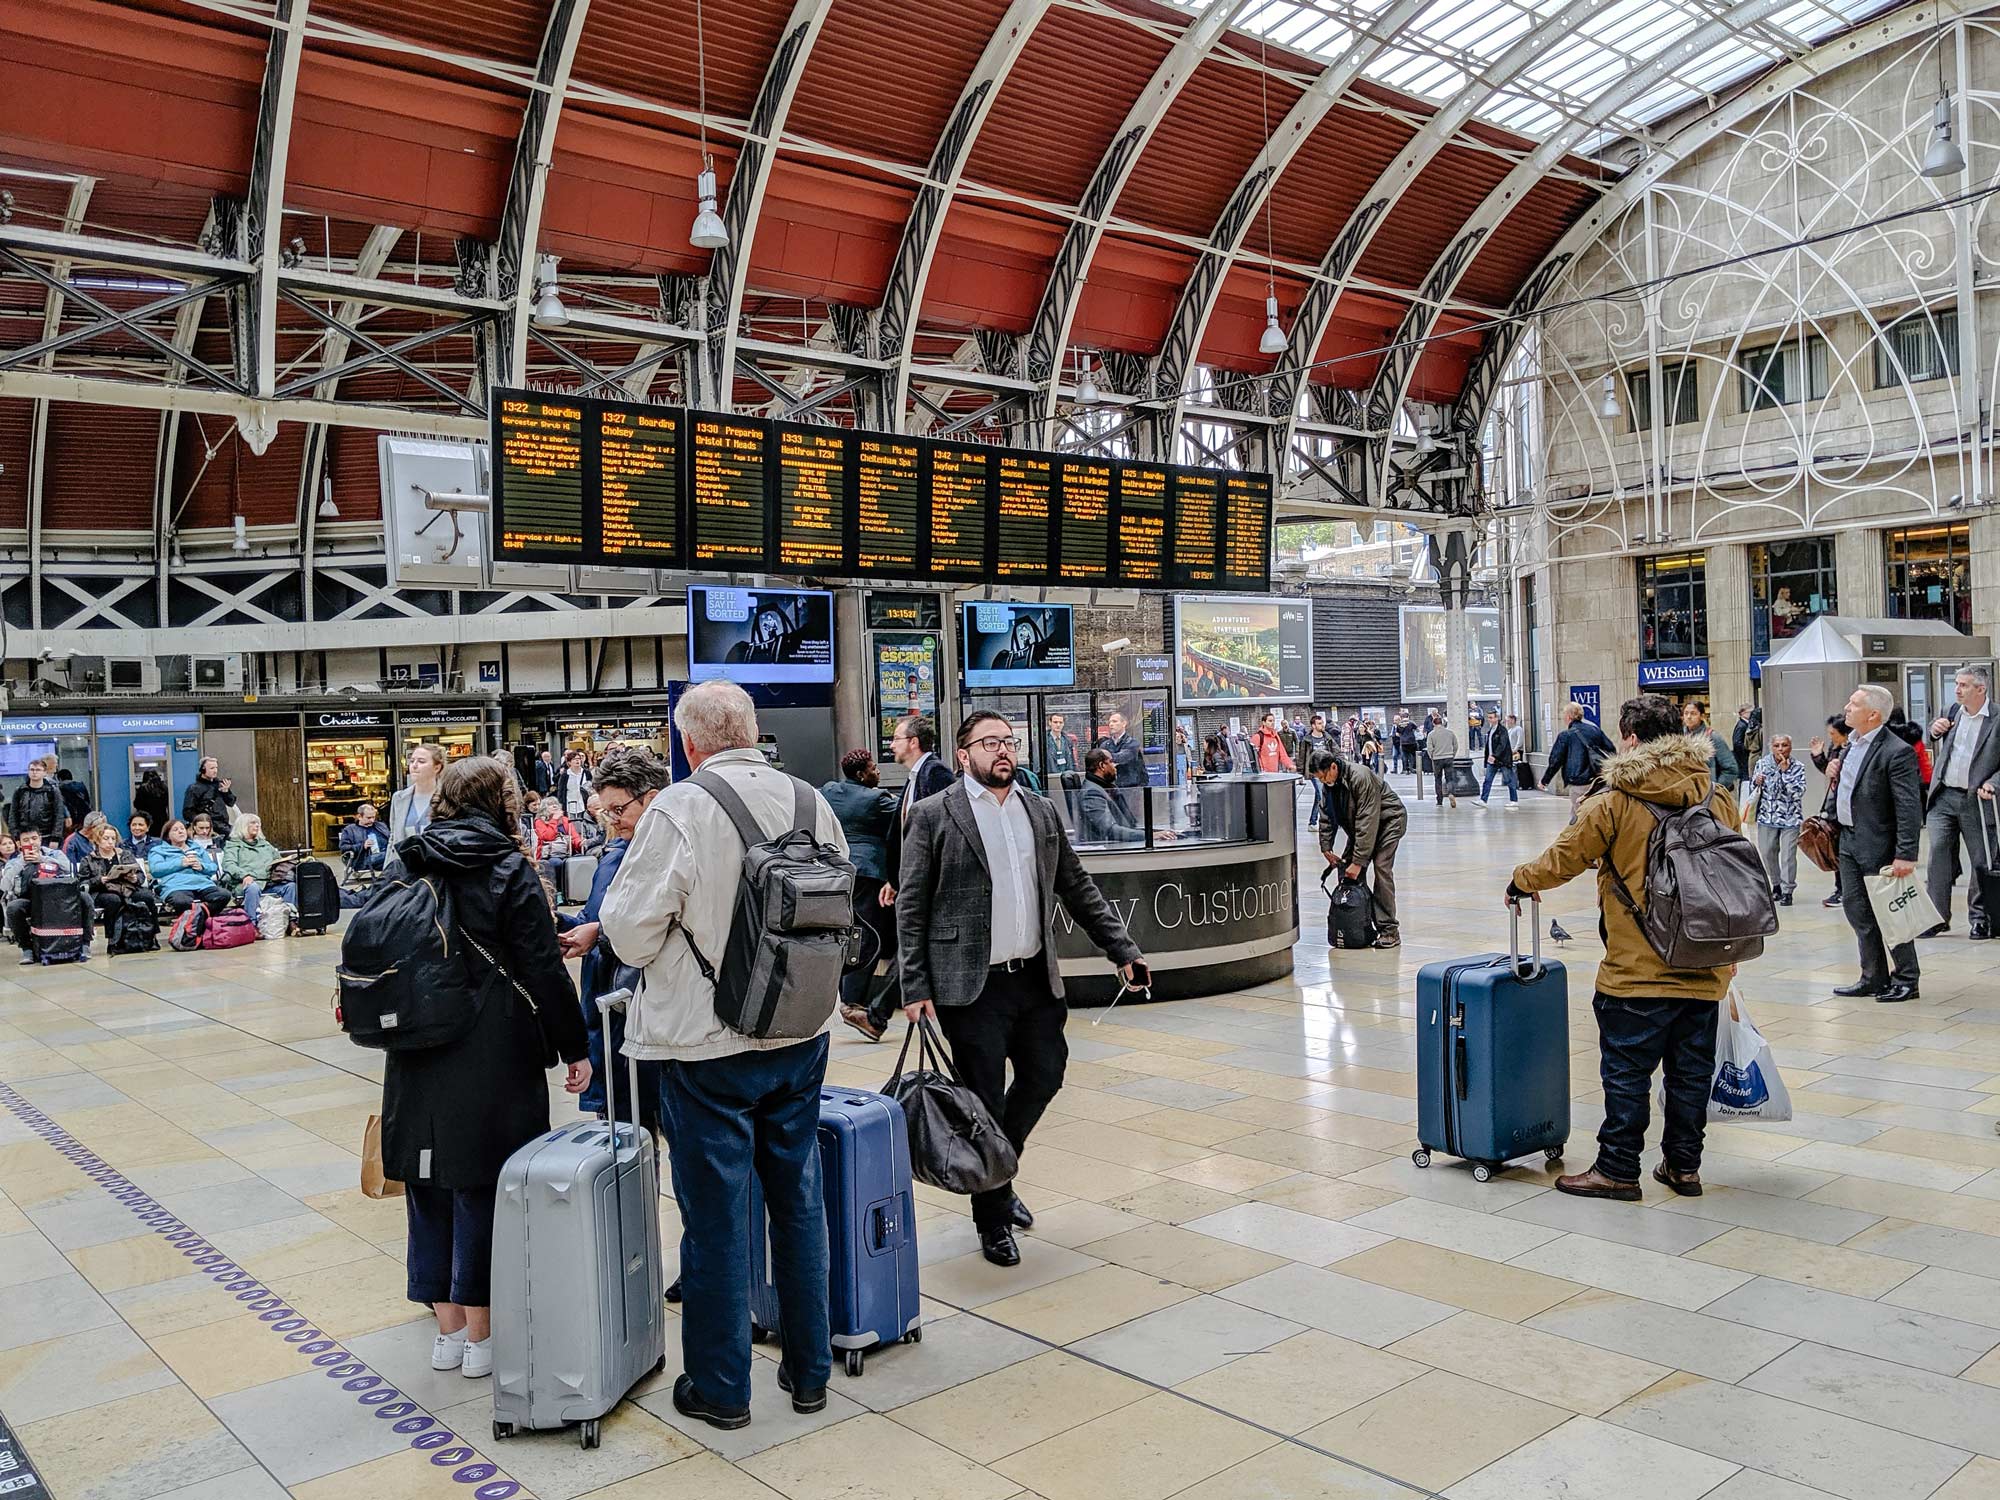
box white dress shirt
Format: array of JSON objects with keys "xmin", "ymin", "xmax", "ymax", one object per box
[
  {"xmin": 1944, "ymin": 703, "xmax": 1989, "ymax": 790},
  {"xmin": 964, "ymin": 778, "xmax": 1038, "ymax": 965},
  {"xmin": 1837, "ymin": 725, "xmax": 1881, "ymax": 827},
  {"xmin": 901, "ymin": 751, "xmax": 935, "ymax": 824}
]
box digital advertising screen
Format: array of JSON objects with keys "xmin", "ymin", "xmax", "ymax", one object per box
[
  {"xmin": 1175, "ymin": 595, "xmax": 1314, "ymax": 705},
  {"xmin": 687, "ymin": 585, "xmax": 836, "ymax": 684},
  {"xmin": 960, "ymin": 601, "xmax": 1076, "ymax": 690},
  {"xmin": 1399, "ymin": 605, "xmax": 1504, "ymax": 701}
]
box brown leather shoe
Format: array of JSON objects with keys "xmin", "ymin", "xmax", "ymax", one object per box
[
  {"xmin": 838, "ymin": 1004, "xmax": 884, "ymax": 1043},
  {"xmin": 1652, "ymin": 1164, "xmax": 1702, "ymax": 1197},
  {"xmin": 1555, "ymin": 1167, "xmax": 1642, "ymax": 1201}
]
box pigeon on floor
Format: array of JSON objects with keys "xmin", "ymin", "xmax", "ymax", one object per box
[{"xmin": 1550, "ymin": 919, "xmax": 1573, "ymax": 946}]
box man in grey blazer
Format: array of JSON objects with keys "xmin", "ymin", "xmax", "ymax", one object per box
[
  {"xmin": 1924, "ymin": 666, "xmax": 2000, "ymax": 939},
  {"xmin": 897, "ymin": 709, "xmax": 1146, "ymax": 1267}
]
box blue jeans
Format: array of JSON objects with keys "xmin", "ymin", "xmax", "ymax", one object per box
[
  {"xmin": 1307, "ymin": 780, "xmax": 1327, "ymax": 827},
  {"xmin": 1480, "ymin": 763, "xmax": 1518, "ymax": 803},
  {"xmin": 405, "ymin": 1182, "xmax": 498, "ymax": 1306},
  {"xmin": 238, "ymin": 879, "xmax": 294, "ymax": 915},
  {"xmin": 658, "ymin": 1035, "xmax": 830, "ymax": 1407},
  {"xmin": 1592, "ymin": 993, "xmax": 1720, "ymax": 1183}
]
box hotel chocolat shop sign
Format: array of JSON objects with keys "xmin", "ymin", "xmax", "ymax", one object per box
[{"xmin": 1052, "ymin": 849, "xmax": 1297, "ymax": 959}]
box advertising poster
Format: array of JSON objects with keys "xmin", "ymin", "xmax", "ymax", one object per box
[
  {"xmin": 1398, "ymin": 605, "xmax": 1503, "ymax": 701},
  {"xmin": 688, "ymin": 586, "xmax": 836, "ymax": 684},
  {"xmin": 1175, "ymin": 596, "xmax": 1314, "ymax": 705},
  {"xmin": 873, "ymin": 632, "xmax": 940, "ymax": 761}
]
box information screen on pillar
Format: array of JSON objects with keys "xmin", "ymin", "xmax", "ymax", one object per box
[
  {"xmin": 1056, "ymin": 457, "xmax": 1114, "ymax": 584},
  {"xmin": 493, "ymin": 393, "xmax": 588, "ymax": 560},
  {"xmin": 773, "ymin": 424, "xmax": 850, "ymax": 572},
  {"xmin": 1399, "ymin": 605, "xmax": 1503, "ymax": 701},
  {"xmin": 1175, "ymin": 595, "xmax": 1314, "ymax": 706},
  {"xmin": 689, "ymin": 416, "xmax": 770, "ymax": 570},
  {"xmin": 688, "ymin": 585, "xmax": 836, "ymax": 684},
  {"xmin": 597, "ymin": 405, "xmax": 681, "ymax": 563},
  {"xmin": 961, "ymin": 601, "xmax": 1075, "ymax": 689}
]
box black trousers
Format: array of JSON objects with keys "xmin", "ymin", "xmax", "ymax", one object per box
[
  {"xmin": 1838, "ymin": 848, "xmax": 1919, "ymax": 989},
  {"xmin": 847, "ymin": 876, "xmax": 899, "ymax": 1020},
  {"xmin": 93, "ymin": 889, "xmax": 157, "ymax": 932},
  {"xmin": 1592, "ymin": 993, "xmax": 1719, "ymax": 1182},
  {"xmin": 936, "ymin": 964, "xmax": 1068, "ymax": 1230},
  {"xmin": 163, "ymin": 886, "xmax": 230, "ymax": 918}
]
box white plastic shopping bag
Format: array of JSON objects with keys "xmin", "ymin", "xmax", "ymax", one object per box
[
  {"xmin": 1655, "ymin": 988, "xmax": 1792, "ymax": 1122},
  {"xmin": 1864, "ymin": 866, "xmax": 1943, "ymax": 950}
]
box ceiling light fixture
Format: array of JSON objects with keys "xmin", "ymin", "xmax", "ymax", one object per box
[
  {"xmin": 690, "ymin": 0, "xmax": 730, "ymax": 250},
  {"xmin": 1077, "ymin": 353, "xmax": 1100, "ymax": 405},
  {"xmin": 231, "ymin": 514, "xmax": 251, "ymax": 555},
  {"xmin": 1255, "ymin": 25, "xmax": 1286, "ymax": 362},
  {"xmin": 1921, "ymin": 12, "xmax": 1965, "ymax": 180},
  {"xmin": 1600, "ymin": 372, "xmax": 1622, "ymax": 420},
  {"xmin": 532, "ymin": 254, "xmax": 567, "ymax": 325},
  {"xmin": 1415, "ymin": 418, "xmax": 1436, "ymax": 455}
]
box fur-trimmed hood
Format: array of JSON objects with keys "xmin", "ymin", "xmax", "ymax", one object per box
[{"xmin": 1597, "ymin": 732, "xmax": 1717, "ymax": 810}]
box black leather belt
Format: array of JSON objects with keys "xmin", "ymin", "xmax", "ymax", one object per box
[{"xmin": 989, "ymin": 954, "xmax": 1040, "ymax": 975}]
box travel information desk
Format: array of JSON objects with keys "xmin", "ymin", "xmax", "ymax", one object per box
[{"xmin": 1051, "ymin": 773, "xmax": 1298, "ymax": 1003}]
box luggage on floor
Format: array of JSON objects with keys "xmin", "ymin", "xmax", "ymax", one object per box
[
  {"xmin": 167, "ymin": 904, "xmax": 207, "ymax": 952},
  {"xmin": 294, "ymin": 858, "xmax": 340, "ymax": 934},
  {"xmin": 883, "ymin": 1015, "xmax": 1017, "ymax": 1196},
  {"xmin": 109, "ymin": 900, "xmax": 160, "ymax": 955},
  {"xmin": 1516, "ymin": 759, "xmax": 1539, "ymax": 791},
  {"xmin": 255, "ymin": 894, "xmax": 296, "ymax": 941},
  {"xmin": 750, "ymin": 1086, "xmax": 921, "ymax": 1378},
  {"xmin": 1975, "ymin": 799, "xmax": 2000, "ymax": 919},
  {"xmin": 28, "ymin": 877, "xmax": 90, "ymax": 964},
  {"xmin": 491, "ymin": 989, "xmax": 665, "ymax": 1450},
  {"xmin": 1323, "ymin": 869, "xmax": 1377, "ymax": 950},
  {"xmin": 1414, "ymin": 897, "xmax": 1570, "ymax": 1181},
  {"xmin": 562, "ymin": 852, "xmax": 599, "ymax": 905},
  {"xmin": 1444, "ymin": 758, "xmax": 1481, "ymax": 799},
  {"xmin": 197, "ymin": 909, "xmax": 259, "ymax": 950}
]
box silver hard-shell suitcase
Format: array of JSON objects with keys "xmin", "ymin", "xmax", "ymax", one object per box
[
  {"xmin": 562, "ymin": 852, "xmax": 599, "ymax": 905},
  {"xmin": 490, "ymin": 990, "xmax": 665, "ymax": 1449}
]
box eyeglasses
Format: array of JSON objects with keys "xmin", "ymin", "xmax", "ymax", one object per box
[
  {"xmin": 599, "ymin": 795, "xmax": 637, "ymax": 822},
  {"xmin": 968, "ymin": 735, "xmax": 1024, "ymax": 755}
]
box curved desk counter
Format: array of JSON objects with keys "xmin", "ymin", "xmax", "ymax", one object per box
[{"xmin": 1054, "ymin": 774, "xmax": 1299, "ymax": 1004}]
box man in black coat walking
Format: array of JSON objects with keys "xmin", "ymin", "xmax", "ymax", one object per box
[{"xmin": 1832, "ymin": 684, "xmax": 1925, "ymax": 1003}]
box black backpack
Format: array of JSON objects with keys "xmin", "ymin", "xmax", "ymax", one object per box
[
  {"xmin": 1607, "ymin": 795, "xmax": 1779, "ymax": 969},
  {"xmin": 335, "ymin": 872, "xmax": 485, "ymax": 1050}
]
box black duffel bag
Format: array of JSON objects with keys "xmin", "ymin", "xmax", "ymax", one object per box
[
  {"xmin": 883, "ymin": 1016, "xmax": 1018, "ymax": 1196},
  {"xmin": 1322, "ymin": 868, "xmax": 1377, "ymax": 950}
]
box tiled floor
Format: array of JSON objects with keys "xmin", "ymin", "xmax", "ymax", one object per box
[{"xmin": 9, "ymin": 782, "xmax": 2000, "ymax": 1498}]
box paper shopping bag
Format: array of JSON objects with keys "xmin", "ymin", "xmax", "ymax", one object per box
[
  {"xmin": 360, "ymin": 1114, "xmax": 403, "ymax": 1200},
  {"xmin": 1864, "ymin": 867, "xmax": 1942, "ymax": 950}
]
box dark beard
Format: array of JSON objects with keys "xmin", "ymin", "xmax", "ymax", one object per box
[{"xmin": 975, "ymin": 763, "xmax": 1013, "ymax": 789}]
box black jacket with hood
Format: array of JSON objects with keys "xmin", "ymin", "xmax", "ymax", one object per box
[{"xmin": 378, "ymin": 811, "xmax": 589, "ymax": 1190}]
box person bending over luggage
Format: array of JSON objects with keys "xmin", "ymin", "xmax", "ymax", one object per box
[
  {"xmin": 378, "ymin": 755, "xmax": 591, "ymax": 1382},
  {"xmin": 221, "ymin": 815, "xmax": 294, "ymax": 916},
  {"xmin": 599, "ymin": 681, "xmax": 851, "ymax": 1432},
  {"xmin": 1310, "ymin": 750, "xmax": 1406, "ymax": 948},
  {"xmin": 339, "ymin": 804, "xmax": 391, "ymax": 878},
  {"xmin": 2, "ymin": 830, "xmax": 73, "ymax": 951},
  {"xmin": 1504, "ymin": 692, "xmax": 1739, "ymax": 1203},
  {"xmin": 147, "ymin": 821, "xmax": 230, "ymax": 919},
  {"xmin": 82, "ymin": 825, "xmax": 155, "ymax": 937}
]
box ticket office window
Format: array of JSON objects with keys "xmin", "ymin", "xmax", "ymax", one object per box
[
  {"xmin": 1886, "ymin": 522, "xmax": 1973, "ymax": 634},
  {"xmin": 306, "ymin": 732, "xmax": 393, "ymax": 850},
  {"xmin": 1639, "ymin": 553, "xmax": 1706, "ymax": 661},
  {"xmin": 1751, "ymin": 537, "xmax": 1837, "ymax": 654}
]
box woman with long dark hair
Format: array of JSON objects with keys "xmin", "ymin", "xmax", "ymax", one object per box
[{"xmin": 377, "ymin": 755, "xmax": 591, "ymax": 1380}]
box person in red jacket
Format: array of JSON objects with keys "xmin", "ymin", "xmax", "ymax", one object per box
[{"xmin": 1251, "ymin": 712, "xmax": 1295, "ymax": 774}]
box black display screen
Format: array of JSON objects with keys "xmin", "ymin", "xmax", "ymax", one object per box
[
  {"xmin": 925, "ymin": 441, "xmax": 990, "ymax": 579},
  {"xmin": 995, "ymin": 453, "xmax": 1053, "ymax": 582},
  {"xmin": 1056, "ymin": 456, "xmax": 1114, "ymax": 585},
  {"xmin": 774, "ymin": 424, "xmax": 849, "ymax": 573},
  {"xmin": 689, "ymin": 416, "xmax": 769, "ymax": 570}
]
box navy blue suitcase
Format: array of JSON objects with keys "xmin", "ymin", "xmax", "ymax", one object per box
[
  {"xmin": 1415, "ymin": 900, "xmax": 1570, "ymax": 1181},
  {"xmin": 749, "ymin": 1087, "xmax": 922, "ymax": 1377}
]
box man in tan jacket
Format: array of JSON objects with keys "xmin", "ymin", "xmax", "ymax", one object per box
[{"xmin": 1506, "ymin": 693, "xmax": 1738, "ymax": 1202}]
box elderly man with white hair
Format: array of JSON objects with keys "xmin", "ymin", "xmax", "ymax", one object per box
[
  {"xmin": 600, "ymin": 680, "xmax": 849, "ymax": 1434},
  {"xmin": 1832, "ymin": 683, "xmax": 1925, "ymax": 1003},
  {"xmin": 1923, "ymin": 664, "xmax": 2000, "ymax": 940}
]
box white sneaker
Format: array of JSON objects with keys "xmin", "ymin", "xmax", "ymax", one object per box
[
  {"xmin": 432, "ymin": 1330, "xmax": 467, "ymax": 1371},
  {"xmin": 461, "ymin": 1337, "xmax": 493, "ymax": 1378}
]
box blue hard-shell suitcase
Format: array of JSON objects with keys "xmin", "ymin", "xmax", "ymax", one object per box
[
  {"xmin": 1415, "ymin": 900, "xmax": 1570, "ymax": 1181},
  {"xmin": 750, "ymin": 1087, "xmax": 922, "ymax": 1377}
]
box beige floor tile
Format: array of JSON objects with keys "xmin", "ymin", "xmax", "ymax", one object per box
[
  {"xmin": 108, "ymin": 1273, "xmax": 243, "ymax": 1339},
  {"xmin": 1118, "ymin": 1108, "xmax": 1265, "ymax": 1148},
  {"xmin": 1162, "ymin": 1153, "xmax": 1298, "ymax": 1194},
  {"xmin": 1018, "ymin": 1200, "xmax": 1149, "ymax": 1248},
  {"xmin": 994, "ymin": 1390, "xmax": 1277, "ymax": 1500},
  {"xmin": 1247, "ymin": 1175, "xmax": 1400, "ymax": 1220},
  {"xmin": 1206, "ymin": 1097, "xmax": 1329, "ymax": 1130},
  {"xmin": 1300, "ymin": 1369, "xmax": 1570, "ymax": 1492},
  {"xmin": 1872, "ymin": 1127, "xmax": 2000, "ymax": 1170},
  {"xmin": 1338, "ymin": 1239, "xmax": 1584, "ymax": 1322},
  {"xmin": 742, "ymin": 1412, "xmax": 1017, "ymax": 1500},
  {"xmin": 1685, "ymin": 1226, "xmax": 1923, "ymax": 1298},
  {"xmin": 1294, "ymin": 1113, "xmax": 1419, "ymax": 1151},
  {"xmin": 267, "ymin": 1252, "xmax": 424, "ymax": 1339},
  {"xmin": 1960, "ymin": 1346, "xmax": 2000, "ymax": 1389},
  {"xmin": 980, "ymin": 1262, "xmax": 1194, "ymax": 1343},
  {"xmin": 1317, "ymin": 1065, "xmax": 1416, "ymax": 1099},
  {"xmin": 1221, "ymin": 1130, "xmax": 1388, "ymax": 1178},
  {"xmin": 922, "ymin": 1243, "xmax": 1101, "ymax": 1309},
  {"xmin": 20, "ymin": 1382, "xmax": 252, "ymax": 1500},
  {"xmin": 302, "ymin": 1187, "xmax": 412, "ymax": 1243},
  {"xmin": 1078, "ymin": 1221, "xmax": 1287, "ymax": 1292},
  {"xmin": 150, "ymin": 1312, "xmax": 313, "ymax": 1398},
  {"xmin": 584, "ymin": 1452, "xmax": 788, "ymax": 1500},
  {"xmin": 1387, "ymin": 1311, "xmax": 1669, "ymax": 1416},
  {"xmin": 1174, "ymin": 1328, "xmax": 1425, "ymax": 1434},
  {"xmin": 290, "ymin": 1448, "xmax": 475, "ymax": 1500},
  {"xmin": 1035, "ymin": 1122, "xmax": 1213, "ymax": 1173},
  {"xmin": 1807, "ymin": 1177, "xmax": 2000, "ymax": 1235},
  {"xmin": 1044, "ymin": 1089, "xmax": 1165, "ymax": 1125},
  {"xmin": 206, "ymin": 1213, "xmax": 379, "ymax": 1283},
  {"xmin": 1104, "ymin": 1180, "xmax": 1243, "ymax": 1224},
  {"xmin": 1935, "ymin": 1455, "xmax": 2000, "ymax": 1498},
  {"xmin": 68, "ymin": 1230, "xmax": 202, "ymax": 1292},
  {"xmin": 891, "ymin": 1350, "xmax": 1153, "ymax": 1463},
  {"xmin": 1170, "ymin": 1440, "xmax": 1417, "ymax": 1500},
  {"xmin": 1012, "ymin": 1147, "xmax": 1163, "ymax": 1204}
]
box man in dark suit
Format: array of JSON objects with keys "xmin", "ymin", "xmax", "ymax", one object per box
[
  {"xmin": 1833, "ymin": 684, "xmax": 1925, "ymax": 1002},
  {"xmin": 898, "ymin": 710, "xmax": 1146, "ymax": 1267},
  {"xmin": 851, "ymin": 716, "xmax": 957, "ymax": 1042},
  {"xmin": 1923, "ymin": 666, "xmax": 2000, "ymax": 940}
]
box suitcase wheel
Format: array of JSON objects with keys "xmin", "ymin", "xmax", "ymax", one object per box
[
  {"xmin": 903, "ymin": 1327, "xmax": 922, "ymax": 1345},
  {"xmin": 580, "ymin": 1418, "xmax": 601, "ymax": 1450},
  {"xmin": 1411, "ymin": 1149, "xmax": 1431, "ymax": 1169},
  {"xmin": 750, "ymin": 1324, "xmax": 772, "ymax": 1344},
  {"xmin": 1471, "ymin": 1163, "xmax": 1494, "ymax": 1183},
  {"xmin": 844, "ymin": 1349, "xmax": 864, "ymax": 1378},
  {"xmin": 1545, "ymin": 1149, "xmax": 1564, "ymax": 1165},
  {"xmin": 492, "ymin": 1420, "xmax": 513, "ymax": 1441}
]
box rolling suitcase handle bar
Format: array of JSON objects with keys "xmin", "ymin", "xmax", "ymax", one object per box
[
  {"xmin": 595, "ymin": 987, "xmax": 645, "ymax": 1158},
  {"xmin": 1507, "ymin": 893, "xmax": 1545, "ymax": 981}
]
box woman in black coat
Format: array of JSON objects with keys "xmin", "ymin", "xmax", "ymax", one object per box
[{"xmin": 378, "ymin": 755, "xmax": 591, "ymax": 1380}]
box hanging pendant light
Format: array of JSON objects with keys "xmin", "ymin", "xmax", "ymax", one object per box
[
  {"xmin": 1259, "ymin": 292, "xmax": 1287, "ymax": 355},
  {"xmin": 1922, "ymin": 94, "xmax": 1965, "ymax": 178},
  {"xmin": 532, "ymin": 253, "xmax": 567, "ymax": 325},
  {"xmin": 1254, "ymin": 29, "xmax": 1286, "ymax": 361},
  {"xmin": 1600, "ymin": 372, "xmax": 1622, "ymax": 420},
  {"xmin": 689, "ymin": 0, "xmax": 729, "ymax": 249},
  {"xmin": 1415, "ymin": 419, "xmax": 1436, "ymax": 455},
  {"xmin": 1076, "ymin": 354, "xmax": 1100, "ymax": 405}
]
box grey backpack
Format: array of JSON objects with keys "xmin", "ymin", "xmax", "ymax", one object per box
[
  {"xmin": 682, "ymin": 770, "xmax": 858, "ymax": 1040},
  {"xmin": 1607, "ymin": 794, "xmax": 1779, "ymax": 969}
]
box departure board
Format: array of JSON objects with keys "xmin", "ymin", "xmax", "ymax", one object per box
[
  {"xmin": 775, "ymin": 425, "xmax": 849, "ymax": 571},
  {"xmin": 996, "ymin": 453, "xmax": 1053, "ymax": 580},
  {"xmin": 690, "ymin": 417, "xmax": 769, "ymax": 569},
  {"xmin": 1056, "ymin": 457, "xmax": 1113, "ymax": 584},
  {"xmin": 856, "ymin": 437, "xmax": 920, "ymax": 575},
  {"xmin": 494, "ymin": 394, "xmax": 586, "ymax": 556},
  {"xmin": 926, "ymin": 442, "xmax": 990, "ymax": 579},
  {"xmin": 1172, "ymin": 469, "xmax": 1223, "ymax": 587},
  {"xmin": 1117, "ymin": 463, "xmax": 1168, "ymax": 586},
  {"xmin": 1223, "ymin": 472, "xmax": 1273, "ymax": 591},
  {"xmin": 598, "ymin": 405, "xmax": 680, "ymax": 562}
]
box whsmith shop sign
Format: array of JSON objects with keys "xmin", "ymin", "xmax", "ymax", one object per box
[{"xmin": 1637, "ymin": 658, "xmax": 1708, "ymax": 690}]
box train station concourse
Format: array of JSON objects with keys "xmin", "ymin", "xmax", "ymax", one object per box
[{"xmin": 10, "ymin": 0, "xmax": 2000, "ymax": 1496}]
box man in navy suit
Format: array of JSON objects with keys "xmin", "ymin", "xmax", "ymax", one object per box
[{"xmin": 852, "ymin": 716, "xmax": 957, "ymax": 1039}]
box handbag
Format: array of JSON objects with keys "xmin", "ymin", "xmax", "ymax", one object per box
[
  {"xmin": 1798, "ymin": 813, "xmax": 1839, "ymax": 873},
  {"xmin": 361, "ymin": 1113, "xmax": 403, "ymax": 1199},
  {"xmin": 882, "ymin": 1016, "xmax": 1018, "ymax": 1196}
]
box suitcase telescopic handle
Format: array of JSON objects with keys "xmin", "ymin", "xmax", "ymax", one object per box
[
  {"xmin": 1508, "ymin": 894, "xmax": 1545, "ymax": 980},
  {"xmin": 596, "ymin": 986, "xmax": 642, "ymax": 1150}
]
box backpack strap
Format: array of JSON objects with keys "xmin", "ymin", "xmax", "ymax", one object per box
[
  {"xmin": 679, "ymin": 768, "xmax": 819, "ymax": 984},
  {"xmin": 1603, "ymin": 791, "xmax": 1668, "ymax": 924}
]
